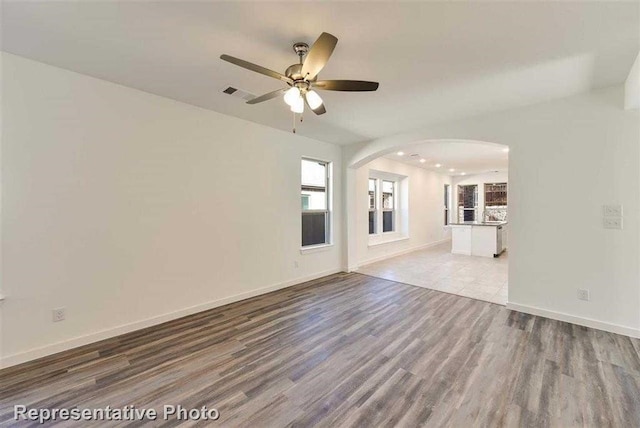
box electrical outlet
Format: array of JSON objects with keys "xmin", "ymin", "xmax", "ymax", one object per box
[
  {"xmin": 603, "ymin": 205, "xmax": 623, "ymax": 217},
  {"xmin": 603, "ymin": 217, "xmax": 623, "ymax": 229},
  {"xmin": 52, "ymin": 307, "xmax": 66, "ymax": 322},
  {"xmin": 577, "ymin": 289, "xmax": 590, "ymax": 301}
]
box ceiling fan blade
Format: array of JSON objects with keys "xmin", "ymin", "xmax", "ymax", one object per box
[
  {"xmin": 313, "ymin": 80, "xmax": 379, "ymax": 91},
  {"xmin": 300, "ymin": 32, "xmax": 338, "ymax": 81},
  {"xmin": 220, "ymin": 54, "xmax": 292, "ymax": 84},
  {"xmin": 246, "ymin": 88, "xmax": 288, "ymax": 105},
  {"xmin": 304, "ymin": 93, "xmax": 326, "ymax": 115}
]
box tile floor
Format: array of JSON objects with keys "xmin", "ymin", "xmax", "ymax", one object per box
[{"xmin": 357, "ymin": 242, "xmax": 508, "ymax": 305}]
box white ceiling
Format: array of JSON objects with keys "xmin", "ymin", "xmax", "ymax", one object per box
[
  {"xmin": 2, "ymin": 1, "xmax": 638, "ymax": 145},
  {"xmin": 384, "ymin": 140, "xmax": 508, "ymax": 176}
]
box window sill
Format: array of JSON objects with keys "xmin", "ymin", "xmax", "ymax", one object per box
[
  {"xmin": 368, "ymin": 234, "xmax": 409, "ymax": 247},
  {"xmin": 300, "ymin": 243, "xmax": 334, "ymax": 255}
]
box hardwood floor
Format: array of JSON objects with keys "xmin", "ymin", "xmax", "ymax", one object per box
[{"xmin": 1, "ymin": 273, "xmax": 639, "ymax": 427}]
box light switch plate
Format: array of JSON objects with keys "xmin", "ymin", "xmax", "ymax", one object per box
[
  {"xmin": 603, "ymin": 205, "xmax": 623, "ymax": 217},
  {"xmin": 603, "ymin": 217, "xmax": 623, "ymax": 229}
]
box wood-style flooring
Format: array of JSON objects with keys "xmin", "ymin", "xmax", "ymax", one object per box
[{"xmin": 1, "ymin": 273, "xmax": 639, "ymax": 427}]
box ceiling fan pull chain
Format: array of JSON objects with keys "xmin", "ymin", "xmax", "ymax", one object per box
[{"xmin": 292, "ymin": 112, "xmax": 296, "ymax": 133}]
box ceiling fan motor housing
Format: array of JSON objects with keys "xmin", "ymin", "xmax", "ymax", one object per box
[
  {"xmin": 286, "ymin": 64, "xmax": 316, "ymax": 86},
  {"xmin": 287, "ymin": 42, "xmax": 316, "ymax": 86}
]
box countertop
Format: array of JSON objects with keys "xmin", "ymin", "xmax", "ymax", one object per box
[{"xmin": 449, "ymin": 221, "xmax": 508, "ymax": 227}]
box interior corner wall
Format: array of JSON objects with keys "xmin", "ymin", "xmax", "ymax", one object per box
[
  {"xmin": 355, "ymin": 157, "xmax": 452, "ymax": 267},
  {"xmin": 452, "ymin": 171, "xmax": 509, "ymax": 222},
  {"xmin": 625, "ymin": 52, "xmax": 640, "ymax": 110},
  {"xmin": 1, "ymin": 53, "xmax": 344, "ymax": 367}
]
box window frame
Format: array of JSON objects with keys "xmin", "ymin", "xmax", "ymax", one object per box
[
  {"xmin": 301, "ymin": 158, "xmax": 332, "ymax": 249},
  {"xmin": 368, "ymin": 177, "xmax": 397, "ymax": 235},
  {"xmin": 368, "ymin": 178, "xmax": 377, "ymax": 235},
  {"xmin": 444, "ymin": 184, "xmax": 451, "ymax": 226},
  {"xmin": 457, "ymin": 184, "xmax": 478, "ymax": 222},
  {"xmin": 381, "ymin": 180, "xmax": 396, "ymax": 233}
]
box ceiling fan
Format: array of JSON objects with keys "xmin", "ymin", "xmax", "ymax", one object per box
[{"xmin": 220, "ymin": 32, "xmax": 379, "ymax": 120}]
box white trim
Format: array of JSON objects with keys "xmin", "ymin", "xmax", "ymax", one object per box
[
  {"xmin": 357, "ymin": 238, "xmax": 451, "ymax": 269},
  {"xmin": 369, "ymin": 169, "xmax": 406, "ymax": 182},
  {"xmin": 300, "ymin": 243, "xmax": 334, "ymax": 254},
  {"xmin": 506, "ymin": 302, "xmax": 640, "ymax": 339},
  {"xmin": 0, "ymin": 268, "xmax": 342, "ymax": 369},
  {"xmin": 368, "ymin": 235, "xmax": 409, "ymax": 247}
]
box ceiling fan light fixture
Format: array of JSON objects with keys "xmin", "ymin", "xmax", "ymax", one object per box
[
  {"xmin": 220, "ymin": 32, "xmax": 378, "ymax": 130},
  {"xmin": 306, "ymin": 90, "xmax": 323, "ymax": 110},
  {"xmin": 284, "ymin": 87, "xmax": 301, "ymax": 106},
  {"xmin": 290, "ymin": 95, "xmax": 304, "ymax": 113}
]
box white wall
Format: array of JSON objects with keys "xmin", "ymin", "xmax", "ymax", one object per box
[
  {"xmin": 452, "ymin": 171, "xmax": 509, "ymax": 222},
  {"xmin": 625, "ymin": 52, "xmax": 639, "ymax": 110},
  {"xmin": 346, "ymin": 85, "xmax": 640, "ymax": 337},
  {"xmin": 356, "ymin": 157, "xmax": 451, "ymax": 266},
  {"xmin": 1, "ymin": 53, "xmax": 344, "ymax": 367}
]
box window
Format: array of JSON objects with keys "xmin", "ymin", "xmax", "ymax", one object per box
[
  {"xmin": 301, "ymin": 159, "xmax": 330, "ymax": 247},
  {"xmin": 444, "ymin": 184, "xmax": 451, "ymax": 225},
  {"xmin": 368, "ymin": 179, "xmax": 377, "ymax": 234},
  {"xmin": 458, "ymin": 185, "xmax": 478, "ymax": 221},
  {"xmin": 368, "ymin": 173, "xmax": 407, "ymax": 241},
  {"xmin": 369, "ymin": 177, "xmax": 397, "ymax": 234},
  {"xmin": 484, "ymin": 183, "xmax": 507, "ymax": 221},
  {"xmin": 382, "ymin": 180, "xmax": 395, "ymax": 232}
]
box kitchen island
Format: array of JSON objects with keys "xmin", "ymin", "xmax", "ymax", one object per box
[{"xmin": 450, "ymin": 221, "xmax": 507, "ymax": 257}]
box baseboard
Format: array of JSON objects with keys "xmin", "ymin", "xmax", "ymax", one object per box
[
  {"xmin": 0, "ymin": 268, "xmax": 342, "ymax": 369},
  {"xmin": 506, "ymin": 302, "xmax": 640, "ymax": 339},
  {"xmin": 357, "ymin": 238, "xmax": 451, "ymax": 269}
]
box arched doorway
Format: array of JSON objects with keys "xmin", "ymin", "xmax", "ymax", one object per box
[{"xmin": 344, "ymin": 139, "xmax": 510, "ymax": 305}]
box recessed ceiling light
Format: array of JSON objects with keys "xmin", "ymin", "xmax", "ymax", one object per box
[
  {"xmin": 397, "ymin": 151, "xmax": 404, "ymax": 156},
  {"xmin": 461, "ymin": 172, "xmax": 467, "ymax": 176},
  {"xmin": 449, "ymin": 168, "xmax": 455, "ymax": 172},
  {"xmin": 419, "ymin": 159, "xmax": 426, "ymax": 163},
  {"xmin": 435, "ymin": 163, "xmax": 442, "ymax": 168},
  {"xmin": 502, "ymin": 147, "xmax": 510, "ymax": 153}
]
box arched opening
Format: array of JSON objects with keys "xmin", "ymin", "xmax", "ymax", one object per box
[{"xmin": 345, "ymin": 139, "xmax": 511, "ymax": 305}]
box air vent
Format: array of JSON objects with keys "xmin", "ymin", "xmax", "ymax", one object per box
[{"xmin": 221, "ymin": 86, "xmax": 256, "ymax": 101}]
